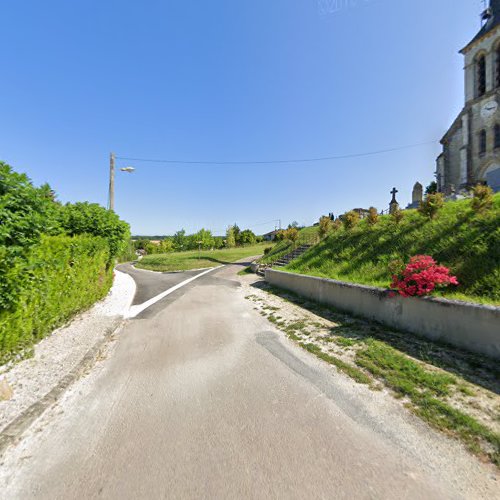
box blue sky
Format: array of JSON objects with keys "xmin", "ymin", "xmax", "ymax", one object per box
[{"xmin": 0, "ymin": 0, "xmax": 482, "ymax": 235}]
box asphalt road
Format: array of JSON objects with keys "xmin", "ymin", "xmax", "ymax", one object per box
[{"xmin": 0, "ymin": 263, "xmax": 497, "ymax": 499}]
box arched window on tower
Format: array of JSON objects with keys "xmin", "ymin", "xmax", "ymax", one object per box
[
  {"xmin": 477, "ymin": 54, "xmax": 486, "ymax": 97},
  {"xmin": 495, "ymin": 124, "xmax": 500, "ymax": 149},
  {"xmin": 479, "ymin": 129, "xmax": 487, "ymax": 155}
]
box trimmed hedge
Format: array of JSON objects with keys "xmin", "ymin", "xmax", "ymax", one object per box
[{"xmin": 0, "ymin": 234, "xmax": 113, "ymax": 364}]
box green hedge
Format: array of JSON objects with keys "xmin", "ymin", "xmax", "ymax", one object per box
[{"xmin": 0, "ymin": 234, "xmax": 113, "ymax": 364}]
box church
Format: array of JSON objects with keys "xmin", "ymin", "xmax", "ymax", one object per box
[{"xmin": 437, "ymin": 0, "xmax": 500, "ymax": 193}]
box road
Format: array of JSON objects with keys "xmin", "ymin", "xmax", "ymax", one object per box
[{"xmin": 0, "ymin": 262, "xmax": 497, "ymax": 499}]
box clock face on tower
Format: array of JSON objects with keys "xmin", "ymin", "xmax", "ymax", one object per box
[{"xmin": 481, "ymin": 100, "xmax": 498, "ymax": 120}]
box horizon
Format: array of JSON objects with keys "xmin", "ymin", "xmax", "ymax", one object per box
[{"xmin": 0, "ymin": 0, "xmax": 480, "ymax": 234}]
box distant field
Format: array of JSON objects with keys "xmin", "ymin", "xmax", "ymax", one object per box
[{"xmin": 136, "ymin": 243, "xmax": 270, "ymax": 272}]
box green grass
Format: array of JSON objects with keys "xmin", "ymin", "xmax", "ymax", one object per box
[
  {"xmin": 355, "ymin": 339, "xmax": 500, "ymax": 465},
  {"xmin": 285, "ymin": 195, "xmax": 500, "ymax": 304},
  {"xmin": 300, "ymin": 343, "xmax": 372, "ymax": 385},
  {"xmin": 259, "ymin": 226, "xmax": 319, "ymax": 264},
  {"xmin": 136, "ymin": 243, "xmax": 269, "ymax": 272}
]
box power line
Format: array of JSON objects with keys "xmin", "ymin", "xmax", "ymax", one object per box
[{"xmin": 115, "ymin": 140, "xmax": 438, "ymax": 166}]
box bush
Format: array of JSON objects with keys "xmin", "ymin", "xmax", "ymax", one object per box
[
  {"xmin": 367, "ymin": 207, "xmax": 379, "ymax": 226},
  {"xmin": 59, "ymin": 202, "xmax": 130, "ymax": 261},
  {"xmin": 391, "ymin": 208, "xmax": 405, "ymax": 225},
  {"xmin": 284, "ymin": 227, "xmax": 299, "ymax": 243},
  {"xmin": 471, "ymin": 184, "xmax": 494, "ymax": 213},
  {"xmin": 318, "ymin": 216, "xmax": 333, "ymax": 239},
  {"xmin": 390, "ymin": 255, "xmax": 458, "ymax": 298},
  {"xmin": 0, "ymin": 235, "xmax": 112, "ymax": 363},
  {"xmin": 418, "ymin": 193, "xmax": 445, "ymax": 219},
  {"xmin": 343, "ymin": 211, "xmax": 360, "ymax": 230},
  {"xmin": 0, "ymin": 162, "xmax": 61, "ymax": 251},
  {"xmin": 264, "ymin": 247, "xmax": 273, "ymax": 255}
]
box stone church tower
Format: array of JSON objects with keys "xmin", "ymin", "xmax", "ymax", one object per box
[{"xmin": 437, "ymin": 0, "xmax": 500, "ymax": 193}]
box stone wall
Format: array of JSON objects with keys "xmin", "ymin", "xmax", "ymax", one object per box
[{"xmin": 266, "ymin": 269, "xmax": 500, "ymax": 360}]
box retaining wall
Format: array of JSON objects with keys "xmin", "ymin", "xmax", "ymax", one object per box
[{"xmin": 265, "ymin": 269, "xmax": 500, "ymax": 360}]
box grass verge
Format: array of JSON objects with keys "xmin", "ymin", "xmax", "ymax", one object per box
[{"xmin": 246, "ymin": 283, "xmax": 500, "ymax": 467}]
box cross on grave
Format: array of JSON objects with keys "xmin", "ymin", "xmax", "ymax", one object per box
[{"xmin": 390, "ymin": 187, "xmax": 398, "ymax": 203}]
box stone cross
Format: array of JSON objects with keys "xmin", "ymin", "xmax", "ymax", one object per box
[{"xmin": 390, "ymin": 187, "xmax": 398, "ymax": 204}]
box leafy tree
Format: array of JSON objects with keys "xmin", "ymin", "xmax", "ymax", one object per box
[
  {"xmin": 239, "ymin": 229, "xmax": 256, "ymax": 246},
  {"xmin": 59, "ymin": 202, "xmax": 130, "ymax": 260},
  {"xmin": 226, "ymin": 225, "xmax": 236, "ymax": 248},
  {"xmin": 284, "ymin": 227, "xmax": 299, "ymax": 244},
  {"xmin": 425, "ymin": 181, "xmax": 438, "ymax": 195},
  {"xmin": 173, "ymin": 229, "xmax": 187, "ymax": 251},
  {"xmin": 193, "ymin": 228, "xmax": 214, "ymax": 249},
  {"xmin": 233, "ymin": 224, "xmax": 241, "ymax": 245},
  {"xmin": 288, "ymin": 221, "xmax": 299, "ymax": 229}
]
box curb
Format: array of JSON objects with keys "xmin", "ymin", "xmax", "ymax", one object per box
[{"xmin": 0, "ymin": 318, "xmax": 125, "ymax": 457}]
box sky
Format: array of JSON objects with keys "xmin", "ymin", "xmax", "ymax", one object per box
[{"xmin": 0, "ymin": 0, "xmax": 485, "ymax": 235}]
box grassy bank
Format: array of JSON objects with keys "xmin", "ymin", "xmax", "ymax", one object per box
[
  {"xmin": 259, "ymin": 226, "xmax": 319, "ymax": 265},
  {"xmin": 285, "ymin": 195, "xmax": 500, "ymax": 304},
  {"xmin": 136, "ymin": 243, "xmax": 269, "ymax": 272}
]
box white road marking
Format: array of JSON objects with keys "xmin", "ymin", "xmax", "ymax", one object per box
[{"xmin": 126, "ymin": 266, "xmax": 223, "ymax": 318}]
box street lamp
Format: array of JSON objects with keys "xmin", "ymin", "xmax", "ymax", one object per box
[{"xmin": 108, "ymin": 152, "xmax": 135, "ymax": 211}]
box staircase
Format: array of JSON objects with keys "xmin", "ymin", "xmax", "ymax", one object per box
[{"xmin": 257, "ymin": 244, "xmax": 312, "ymax": 276}]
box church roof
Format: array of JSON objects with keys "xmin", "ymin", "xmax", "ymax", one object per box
[{"xmin": 461, "ymin": 0, "xmax": 500, "ymax": 53}]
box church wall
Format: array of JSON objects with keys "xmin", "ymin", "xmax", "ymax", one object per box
[{"xmin": 444, "ymin": 126, "xmax": 464, "ymax": 190}]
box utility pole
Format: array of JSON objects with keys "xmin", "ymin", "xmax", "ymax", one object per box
[{"xmin": 109, "ymin": 152, "xmax": 115, "ymax": 211}]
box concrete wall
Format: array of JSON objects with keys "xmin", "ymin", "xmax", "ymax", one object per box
[{"xmin": 266, "ymin": 269, "xmax": 500, "ymax": 360}]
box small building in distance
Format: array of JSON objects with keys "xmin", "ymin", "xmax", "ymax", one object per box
[{"xmin": 262, "ymin": 230, "xmax": 280, "ymax": 241}]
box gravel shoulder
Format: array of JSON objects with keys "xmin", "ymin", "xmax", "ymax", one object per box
[{"xmin": 0, "ymin": 270, "xmax": 136, "ymax": 435}]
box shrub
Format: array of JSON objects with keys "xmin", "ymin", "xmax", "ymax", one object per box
[
  {"xmin": 0, "ymin": 235, "xmax": 112, "ymax": 363},
  {"xmin": 264, "ymin": 247, "xmax": 273, "ymax": 255},
  {"xmin": 343, "ymin": 211, "xmax": 360, "ymax": 230},
  {"xmin": 367, "ymin": 207, "xmax": 379, "ymax": 226},
  {"xmin": 471, "ymin": 184, "xmax": 494, "ymax": 213},
  {"xmin": 418, "ymin": 193, "xmax": 445, "ymax": 219},
  {"xmin": 318, "ymin": 216, "xmax": 333, "ymax": 239},
  {"xmin": 0, "ymin": 162, "xmax": 61, "ymax": 251},
  {"xmin": 59, "ymin": 202, "xmax": 130, "ymax": 261},
  {"xmin": 391, "ymin": 208, "xmax": 405, "ymax": 225},
  {"xmin": 390, "ymin": 255, "xmax": 458, "ymax": 298},
  {"xmin": 284, "ymin": 227, "xmax": 299, "ymax": 243}
]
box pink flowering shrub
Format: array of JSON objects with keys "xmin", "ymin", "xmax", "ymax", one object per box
[{"xmin": 390, "ymin": 255, "xmax": 458, "ymax": 298}]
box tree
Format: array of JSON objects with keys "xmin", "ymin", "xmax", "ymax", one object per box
[
  {"xmin": 173, "ymin": 229, "xmax": 186, "ymax": 251},
  {"xmin": 159, "ymin": 239, "xmax": 174, "ymax": 253},
  {"xmin": 425, "ymin": 181, "xmax": 438, "ymax": 195},
  {"xmin": 284, "ymin": 227, "xmax": 299, "ymax": 244},
  {"xmin": 288, "ymin": 221, "xmax": 299, "ymax": 229},
  {"xmin": 233, "ymin": 224, "xmax": 241, "ymax": 245},
  {"xmin": 226, "ymin": 225, "xmax": 236, "ymax": 248},
  {"xmin": 239, "ymin": 229, "xmax": 256, "ymax": 246}
]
